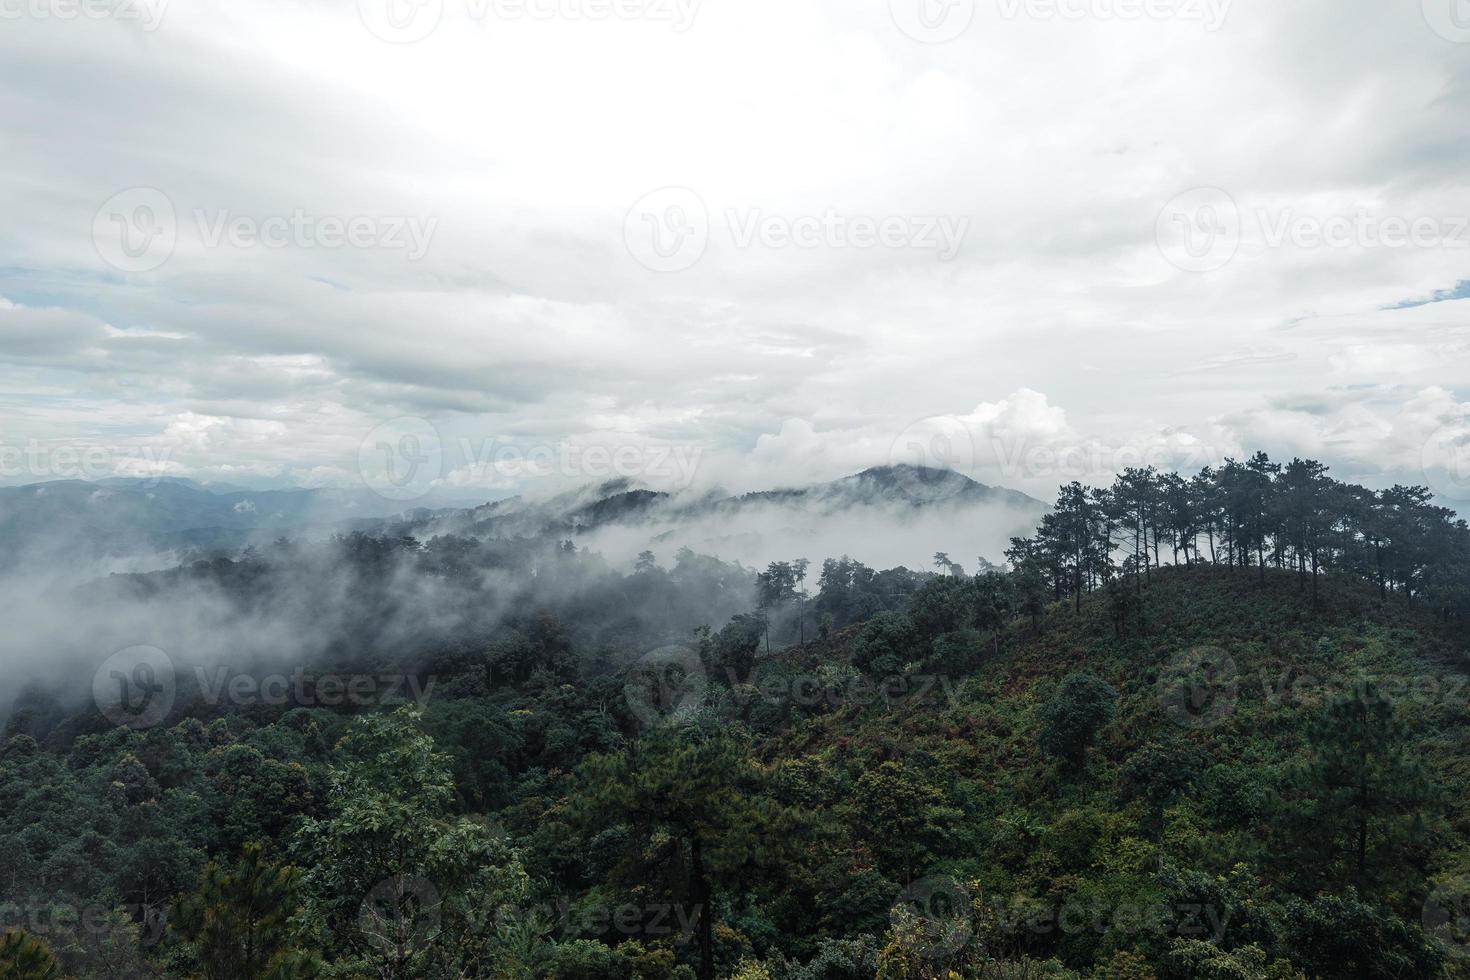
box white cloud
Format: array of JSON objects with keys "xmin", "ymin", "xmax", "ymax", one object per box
[{"xmin": 0, "ymin": 0, "xmax": 1466, "ymax": 508}]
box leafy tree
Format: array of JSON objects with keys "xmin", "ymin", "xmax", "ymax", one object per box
[
  {"xmin": 702, "ymin": 614, "xmax": 765, "ymax": 686},
  {"xmin": 907, "ymin": 575, "xmax": 971, "ymax": 640},
  {"xmin": 1283, "ymin": 889, "xmax": 1442, "ymax": 979},
  {"xmin": 574, "ymin": 728, "xmax": 802, "ymax": 980},
  {"xmin": 971, "ymin": 571, "xmax": 1015, "ymax": 656},
  {"xmin": 847, "ymin": 762, "xmax": 958, "ymax": 881},
  {"xmin": 1036, "ymin": 673, "xmax": 1117, "ymax": 772},
  {"xmin": 849, "ymin": 612, "xmax": 918, "ymax": 676},
  {"xmin": 293, "ymin": 708, "xmax": 527, "ymax": 979}
]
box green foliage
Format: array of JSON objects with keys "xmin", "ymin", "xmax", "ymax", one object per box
[
  {"xmin": 1296, "ymin": 683, "xmax": 1435, "ymax": 891},
  {"xmin": 1036, "ymin": 673, "xmax": 1117, "ymax": 771},
  {"xmin": 1282, "ymin": 889, "xmax": 1442, "ymax": 979},
  {"xmin": 171, "ymin": 843, "xmax": 320, "ymax": 980},
  {"xmin": 0, "ymin": 931, "xmax": 59, "ymax": 980},
  {"xmin": 6, "ymin": 450, "xmax": 1470, "ymax": 979},
  {"xmin": 292, "ymin": 707, "xmax": 528, "ymax": 979},
  {"xmin": 574, "ymin": 728, "xmax": 803, "ymax": 980},
  {"xmin": 1165, "ymin": 940, "xmax": 1303, "ymax": 980},
  {"xmin": 850, "ymin": 613, "xmax": 918, "ymax": 676},
  {"xmin": 847, "ymin": 762, "xmax": 959, "ymax": 881}
]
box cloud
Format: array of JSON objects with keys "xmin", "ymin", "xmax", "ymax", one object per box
[{"xmin": 0, "ymin": 0, "xmax": 1466, "ymax": 512}]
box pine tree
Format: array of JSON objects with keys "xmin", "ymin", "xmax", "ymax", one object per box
[
  {"xmin": 1301, "ymin": 684, "xmax": 1434, "ymax": 891},
  {"xmin": 0, "ymin": 931, "xmax": 60, "ymax": 980}
]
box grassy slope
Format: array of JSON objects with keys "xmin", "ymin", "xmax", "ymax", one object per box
[{"xmin": 752, "ymin": 564, "xmax": 1470, "ymax": 971}]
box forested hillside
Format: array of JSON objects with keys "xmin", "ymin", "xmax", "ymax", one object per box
[{"xmin": 3, "ymin": 455, "xmax": 1469, "ymax": 979}]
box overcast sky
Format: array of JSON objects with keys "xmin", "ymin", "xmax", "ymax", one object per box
[{"xmin": 1, "ymin": 0, "xmax": 1468, "ymax": 507}]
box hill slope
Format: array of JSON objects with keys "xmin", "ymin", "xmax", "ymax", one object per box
[{"xmin": 727, "ymin": 564, "xmax": 1470, "ymax": 977}]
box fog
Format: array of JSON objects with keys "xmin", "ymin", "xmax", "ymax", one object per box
[{"xmin": 0, "ymin": 465, "xmax": 1047, "ymax": 738}]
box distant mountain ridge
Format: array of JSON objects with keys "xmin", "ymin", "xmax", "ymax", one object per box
[{"xmin": 0, "ymin": 466, "xmax": 1048, "ymax": 572}]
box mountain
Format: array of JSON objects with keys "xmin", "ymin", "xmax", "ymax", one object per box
[
  {"xmin": 0, "ymin": 479, "xmax": 413, "ymax": 571},
  {"xmin": 392, "ymin": 465, "xmax": 1049, "ymax": 571},
  {"xmin": 723, "ymin": 464, "xmax": 1042, "ymax": 512},
  {"xmin": 0, "ymin": 465, "xmax": 1047, "ymax": 579}
]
